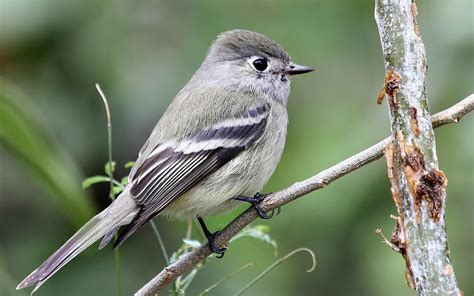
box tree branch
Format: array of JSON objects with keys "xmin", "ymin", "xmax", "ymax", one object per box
[
  {"xmin": 375, "ymin": 0, "xmax": 462, "ymax": 295},
  {"xmin": 135, "ymin": 94, "xmax": 473, "ymax": 296}
]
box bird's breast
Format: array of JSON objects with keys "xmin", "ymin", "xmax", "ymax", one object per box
[{"xmin": 162, "ymin": 105, "xmax": 288, "ymax": 219}]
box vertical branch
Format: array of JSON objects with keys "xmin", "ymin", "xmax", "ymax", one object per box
[{"xmin": 375, "ymin": 1, "xmax": 460, "ymax": 295}]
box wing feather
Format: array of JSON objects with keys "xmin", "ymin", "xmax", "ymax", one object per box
[{"xmin": 113, "ymin": 104, "xmax": 269, "ymax": 247}]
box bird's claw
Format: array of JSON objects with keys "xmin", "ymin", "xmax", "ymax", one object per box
[
  {"xmin": 233, "ymin": 192, "xmax": 280, "ymax": 219},
  {"xmin": 255, "ymin": 204, "xmax": 273, "ymax": 219},
  {"xmin": 207, "ymin": 232, "xmax": 227, "ymax": 258}
]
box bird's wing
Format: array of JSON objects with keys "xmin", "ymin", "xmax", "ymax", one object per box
[{"xmin": 113, "ymin": 103, "xmax": 270, "ymax": 247}]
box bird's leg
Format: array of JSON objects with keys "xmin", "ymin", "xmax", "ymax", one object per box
[
  {"xmin": 233, "ymin": 192, "xmax": 280, "ymax": 219},
  {"xmin": 197, "ymin": 216, "xmax": 226, "ymax": 258}
]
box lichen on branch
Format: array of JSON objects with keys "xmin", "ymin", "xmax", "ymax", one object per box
[{"xmin": 375, "ymin": 0, "xmax": 461, "ymax": 295}]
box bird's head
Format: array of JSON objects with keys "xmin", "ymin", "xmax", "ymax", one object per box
[{"xmin": 197, "ymin": 30, "xmax": 314, "ymax": 104}]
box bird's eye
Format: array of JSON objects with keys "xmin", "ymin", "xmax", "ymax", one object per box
[{"xmin": 252, "ymin": 58, "xmax": 268, "ymax": 71}]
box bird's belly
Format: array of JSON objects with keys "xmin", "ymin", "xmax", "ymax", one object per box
[{"xmin": 162, "ymin": 132, "xmax": 286, "ymax": 220}]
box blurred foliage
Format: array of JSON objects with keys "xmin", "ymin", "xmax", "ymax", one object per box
[
  {"xmin": 0, "ymin": 0, "xmax": 472, "ymax": 295},
  {"xmin": 0, "ymin": 81, "xmax": 94, "ymax": 227}
]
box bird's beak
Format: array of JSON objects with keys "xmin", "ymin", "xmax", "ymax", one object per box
[{"xmin": 285, "ymin": 63, "xmax": 315, "ymax": 76}]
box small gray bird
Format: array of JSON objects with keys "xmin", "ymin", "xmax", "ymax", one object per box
[{"xmin": 17, "ymin": 29, "xmax": 313, "ymax": 292}]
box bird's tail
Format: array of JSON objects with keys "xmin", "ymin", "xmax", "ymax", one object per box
[{"xmin": 16, "ymin": 192, "xmax": 138, "ymax": 293}]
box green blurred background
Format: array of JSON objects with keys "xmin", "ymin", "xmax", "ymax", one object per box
[{"xmin": 0, "ymin": 1, "xmax": 472, "ymax": 295}]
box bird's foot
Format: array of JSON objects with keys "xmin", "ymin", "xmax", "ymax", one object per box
[
  {"xmin": 233, "ymin": 192, "xmax": 280, "ymax": 219},
  {"xmin": 197, "ymin": 217, "xmax": 227, "ymax": 258},
  {"xmin": 206, "ymin": 231, "xmax": 227, "ymax": 258}
]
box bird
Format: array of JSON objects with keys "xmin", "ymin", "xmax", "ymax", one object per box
[{"xmin": 17, "ymin": 29, "xmax": 314, "ymax": 293}]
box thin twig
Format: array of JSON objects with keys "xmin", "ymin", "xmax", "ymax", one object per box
[
  {"xmin": 134, "ymin": 94, "xmax": 473, "ymax": 296},
  {"xmin": 114, "ymin": 250, "xmax": 121, "ymax": 296},
  {"xmin": 432, "ymin": 95, "xmax": 474, "ymax": 128},
  {"xmin": 95, "ymin": 83, "xmax": 120, "ymax": 296},
  {"xmin": 180, "ymin": 268, "xmax": 199, "ymax": 291},
  {"xmin": 95, "ymin": 83, "xmax": 115, "ymax": 201},
  {"xmin": 174, "ymin": 220, "xmax": 196, "ymax": 292},
  {"xmin": 185, "ymin": 218, "xmax": 193, "ymax": 240},
  {"xmin": 150, "ymin": 220, "xmax": 170, "ymax": 265},
  {"xmin": 193, "ymin": 219, "xmax": 204, "ymax": 241},
  {"xmin": 199, "ymin": 263, "xmax": 253, "ymax": 296},
  {"xmin": 374, "ymin": 229, "xmax": 400, "ymax": 253},
  {"xmin": 235, "ymin": 248, "xmax": 315, "ymax": 296}
]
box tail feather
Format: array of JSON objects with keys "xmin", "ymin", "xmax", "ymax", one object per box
[
  {"xmin": 17, "ymin": 194, "xmax": 138, "ymax": 293},
  {"xmin": 98, "ymin": 226, "xmax": 119, "ymax": 250},
  {"xmin": 99, "ymin": 210, "xmax": 138, "ymax": 250}
]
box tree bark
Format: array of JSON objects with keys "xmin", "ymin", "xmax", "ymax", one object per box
[{"xmin": 375, "ymin": 0, "xmax": 461, "ymax": 295}]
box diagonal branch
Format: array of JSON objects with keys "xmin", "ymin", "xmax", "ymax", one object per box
[{"xmin": 135, "ymin": 94, "xmax": 473, "ymax": 296}]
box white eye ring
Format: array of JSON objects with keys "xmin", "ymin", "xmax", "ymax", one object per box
[{"xmin": 248, "ymin": 56, "xmax": 269, "ymax": 72}]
